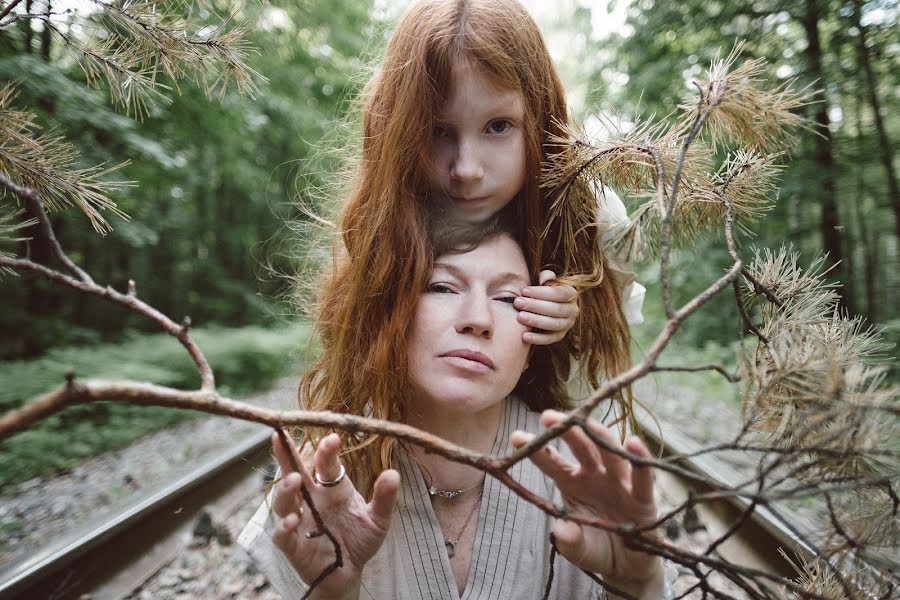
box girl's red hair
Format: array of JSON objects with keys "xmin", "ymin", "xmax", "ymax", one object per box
[{"xmin": 298, "ymin": 0, "xmax": 631, "ymax": 496}]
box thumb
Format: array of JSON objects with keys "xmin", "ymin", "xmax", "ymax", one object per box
[
  {"xmin": 369, "ymin": 469, "xmax": 401, "ymax": 526},
  {"xmin": 552, "ymin": 518, "xmax": 587, "ymax": 563},
  {"xmin": 539, "ymin": 270, "xmax": 557, "ymax": 286},
  {"xmin": 552, "ymin": 518, "xmax": 611, "ymax": 574}
]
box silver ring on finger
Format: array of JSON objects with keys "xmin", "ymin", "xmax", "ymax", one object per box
[{"xmin": 314, "ymin": 463, "xmax": 346, "ymax": 487}]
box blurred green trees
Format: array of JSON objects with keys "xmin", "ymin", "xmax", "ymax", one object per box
[{"xmin": 0, "ymin": 0, "xmax": 377, "ymax": 358}]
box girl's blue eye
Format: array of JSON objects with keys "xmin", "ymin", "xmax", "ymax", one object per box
[
  {"xmin": 428, "ymin": 283, "xmax": 454, "ymax": 294},
  {"xmin": 495, "ymin": 295, "xmax": 517, "ymax": 304},
  {"xmin": 487, "ymin": 120, "xmax": 511, "ymax": 134},
  {"xmin": 433, "ymin": 124, "xmax": 450, "ymax": 138}
]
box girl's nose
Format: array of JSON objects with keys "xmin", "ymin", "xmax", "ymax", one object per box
[
  {"xmin": 450, "ymin": 138, "xmax": 484, "ymax": 183},
  {"xmin": 455, "ymin": 294, "xmax": 493, "ymax": 338}
]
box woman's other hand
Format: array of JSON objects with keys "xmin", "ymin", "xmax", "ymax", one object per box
[
  {"xmin": 510, "ymin": 411, "xmax": 665, "ymax": 599},
  {"xmin": 514, "ymin": 270, "xmax": 578, "ymax": 345},
  {"xmin": 271, "ymin": 432, "xmax": 400, "ymax": 600}
]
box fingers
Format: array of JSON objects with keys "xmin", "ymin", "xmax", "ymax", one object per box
[
  {"xmin": 522, "ymin": 274, "xmax": 578, "ymax": 304},
  {"xmin": 368, "ymin": 469, "xmax": 401, "ymax": 526},
  {"xmin": 314, "ymin": 432, "xmax": 345, "ymax": 485},
  {"xmin": 272, "ymin": 511, "xmax": 303, "ymax": 557},
  {"xmin": 272, "ymin": 432, "xmax": 314, "ymax": 519},
  {"xmin": 517, "ymin": 274, "xmax": 578, "ymax": 346},
  {"xmin": 272, "ymin": 431, "xmax": 313, "ymax": 482},
  {"xmin": 273, "ymin": 471, "xmax": 304, "ymax": 518},
  {"xmin": 552, "ymin": 518, "xmax": 589, "ymax": 566},
  {"xmin": 625, "ymin": 435, "xmax": 654, "ymax": 504},
  {"xmin": 541, "ymin": 410, "xmax": 603, "ymax": 476},
  {"xmin": 584, "ymin": 419, "xmax": 630, "ymax": 482},
  {"xmin": 510, "ymin": 428, "xmax": 576, "ymax": 481},
  {"xmin": 514, "ymin": 296, "xmax": 578, "ymax": 319}
]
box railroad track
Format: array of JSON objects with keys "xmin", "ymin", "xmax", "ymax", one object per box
[
  {"xmin": 0, "ymin": 416, "xmax": 834, "ymax": 600},
  {"xmin": 0, "ymin": 430, "xmax": 274, "ymax": 600}
]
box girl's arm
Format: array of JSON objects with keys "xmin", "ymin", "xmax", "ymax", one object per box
[{"xmin": 514, "ymin": 270, "xmax": 579, "ymax": 345}]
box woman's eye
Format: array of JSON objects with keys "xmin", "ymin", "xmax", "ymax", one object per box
[
  {"xmin": 487, "ymin": 120, "xmax": 511, "ymax": 134},
  {"xmin": 433, "ymin": 123, "xmax": 450, "ymax": 138},
  {"xmin": 428, "ymin": 283, "xmax": 455, "ymax": 294},
  {"xmin": 495, "ymin": 295, "xmax": 517, "ymax": 304}
]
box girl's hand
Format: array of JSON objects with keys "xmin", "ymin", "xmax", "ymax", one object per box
[
  {"xmin": 510, "ymin": 411, "xmax": 662, "ymax": 591},
  {"xmin": 270, "ymin": 432, "xmax": 400, "ymax": 600},
  {"xmin": 514, "ymin": 270, "xmax": 578, "ymax": 345}
]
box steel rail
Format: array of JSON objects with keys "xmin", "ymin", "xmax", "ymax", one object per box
[{"xmin": 0, "ymin": 428, "xmax": 272, "ymax": 599}]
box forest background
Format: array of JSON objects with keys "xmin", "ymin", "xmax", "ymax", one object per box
[{"xmin": 0, "ymin": 0, "xmax": 897, "ymax": 487}]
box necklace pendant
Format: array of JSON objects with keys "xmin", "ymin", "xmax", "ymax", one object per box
[
  {"xmin": 445, "ymin": 539, "xmax": 456, "ymax": 558},
  {"xmin": 428, "ymin": 485, "xmax": 438, "ymax": 496}
]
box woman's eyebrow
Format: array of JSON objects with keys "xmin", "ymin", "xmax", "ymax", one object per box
[
  {"xmin": 432, "ymin": 263, "xmax": 529, "ymax": 287},
  {"xmin": 493, "ymin": 272, "xmax": 530, "ymax": 288}
]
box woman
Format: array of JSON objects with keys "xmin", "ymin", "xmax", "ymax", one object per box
[{"xmin": 239, "ymin": 219, "xmax": 667, "ymax": 600}]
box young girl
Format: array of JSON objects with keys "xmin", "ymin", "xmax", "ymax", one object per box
[
  {"xmin": 297, "ymin": 0, "xmax": 639, "ymax": 501},
  {"xmin": 240, "ymin": 216, "xmax": 666, "ymax": 599}
]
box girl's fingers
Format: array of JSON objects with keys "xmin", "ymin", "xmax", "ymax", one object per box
[
  {"xmin": 538, "ymin": 270, "xmax": 558, "ymax": 286},
  {"xmin": 517, "ymin": 312, "xmax": 572, "ymax": 332},
  {"xmin": 523, "ymin": 330, "xmax": 566, "ymax": 345},
  {"xmin": 368, "ymin": 469, "xmax": 401, "ymax": 526},
  {"xmin": 513, "ymin": 296, "xmax": 578, "ymax": 319},
  {"xmin": 313, "ymin": 433, "xmax": 345, "ymax": 487},
  {"xmin": 522, "ymin": 281, "xmax": 577, "ymax": 304},
  {"xmin": 625, "ymin": 435, "xmax": 655, "ymax": 504},
  {"xmin": 585, "ymin": 419, "xmax": 630, "ymax": 482}
]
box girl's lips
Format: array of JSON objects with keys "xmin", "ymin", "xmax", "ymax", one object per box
[{"xmin": 441, "ymin": 349, "xmax": 495, "ymax": 369}]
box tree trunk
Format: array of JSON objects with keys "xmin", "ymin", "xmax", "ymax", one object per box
[
  {"xmin": 801, "ymin": 0, "xmax": 850, "ymax": 309},
  {"xmin": 850, "ymin": 0, "xmax": 900, "ymax": 242},
  {"xmin": 40, "ymin": 0, "xmax": 51, "ymax": 61},
  {"xmin": 23, "ymin": 0, "xmax": 33, "ymax": 54},
  {"xmin": 853, "ymin": 90, "xmax": 876, "ymax": 321}
]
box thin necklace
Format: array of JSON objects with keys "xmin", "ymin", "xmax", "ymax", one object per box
[
  {"xmin": 415, "ymin": 458, "xmax": 484, "ymax": 500},
  {"xmin": 443, "ymin": 497, "xmax": 481, "ymax": 558},
  {"xmin": 428, "ymin": 479, "xmax": 482, "ymax": 500}
]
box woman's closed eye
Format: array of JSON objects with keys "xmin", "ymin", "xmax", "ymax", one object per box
[
  {"xmin": 494, "ymin": 294, "xmax": 518, "ymax": 304},
  {"xmin": 427, "ymin": 282, "xmax": 457, "ymax": 294}
]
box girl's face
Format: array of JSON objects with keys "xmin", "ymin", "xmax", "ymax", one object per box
[
  {"xmin": 407, "ymin": 234, "xmax": 531, "ymax": 414},
  {"xmin": 428, "ymin": 64, "xmax": 527, "ymax": 223}
]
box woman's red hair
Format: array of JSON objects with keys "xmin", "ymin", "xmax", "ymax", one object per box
[{"xmin": 298, "ymin": 0, "xmax": 631, "ymax": 496}]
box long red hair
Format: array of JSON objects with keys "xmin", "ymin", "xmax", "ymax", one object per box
[{"xmin": 297, "ymin": 0, "xmax": 631, "ymax": 496}]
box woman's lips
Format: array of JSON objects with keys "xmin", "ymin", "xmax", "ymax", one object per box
[
  {"xmin": 449, "ymin": 195, "xmax": 488, "ymax": 203},
  {"xmin": 441, "ymin": 349, "xmax": 495, "ymax": 371}
]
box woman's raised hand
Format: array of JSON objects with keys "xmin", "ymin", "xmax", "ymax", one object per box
[
  {"xmin": 271, "ymin": 432, "xmax": 400, "ymax": 600},
  {"xmin": 510, "ymin": 411, "xmax": 664, "ymax": 597},
  {"xmin": 514, "ymin": 270, "xmax": 579, "ymax": 346}
]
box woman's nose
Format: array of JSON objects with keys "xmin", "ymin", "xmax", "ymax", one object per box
[
  {"xmin": 449, "ymin": 138, "xmax": 484, "ymax": 182},
  {"xmin": 455, "ymin": 295, "xmax": 493, "ymax": 338}
]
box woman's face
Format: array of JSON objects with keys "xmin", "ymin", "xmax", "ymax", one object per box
[
  {"xmin": 407, "ymin": 234, "xmax": 531, "ymax": 414},
  {"xmin": 428, "ymin": 63, "xmax": 527, "ymax": 223}
]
